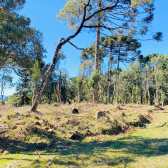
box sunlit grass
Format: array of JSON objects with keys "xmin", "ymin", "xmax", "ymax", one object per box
[{"xmin": 0, "ymin": 103, "xmax": 168, "ymax": 167}]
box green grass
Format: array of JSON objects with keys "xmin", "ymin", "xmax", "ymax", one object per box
[{"xmin": 0, "ymin": 103, "xmax": 168, "ymax": 167}]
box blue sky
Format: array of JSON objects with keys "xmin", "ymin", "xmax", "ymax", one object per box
[{"xmin": 4, "ymin": 0, "xmax": 168, "ymax": 96}]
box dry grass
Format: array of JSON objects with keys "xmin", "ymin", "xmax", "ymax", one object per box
[{"xmin": 0, "ymin": 103, "xmax": 168, "ymax": 167}]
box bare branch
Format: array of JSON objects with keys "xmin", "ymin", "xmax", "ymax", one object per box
[
  {"xmin": 100, "ymin": 32, "xmax": 109, "ymax": 36},
  {"xmin": 68, "ymin": 41, "xmax": 84, "ymax": 50}
]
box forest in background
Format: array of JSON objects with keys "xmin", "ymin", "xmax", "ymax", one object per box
[{"xmin": 1, "ymin": 0, "xmax": 166, "ymax": 108}]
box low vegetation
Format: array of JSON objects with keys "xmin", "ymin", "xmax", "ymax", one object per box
[{"xmin": 0, "ymin": 103, "xmax": 168, "ymax": 167}]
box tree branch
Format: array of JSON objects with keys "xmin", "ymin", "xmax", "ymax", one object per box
[
  {"xmin": 85, "ymin": 0, "xmax": 120, "ymax": 22},
  {"xmin": 83, "ymin": 25, "xmax": 124, "ymax": 31},
  {"xmin": 12, "ymin": 67, "xmax": 27, "ymax": 78},
  {"xmin": 68, "ymin": 41, "xmax": 84, "ymax": 50}
]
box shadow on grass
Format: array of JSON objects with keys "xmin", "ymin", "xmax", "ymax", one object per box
[
  {"xmin": 0, "ymin": 131, "xmax": 168, "ymax": 167},
  {"xmin": 97, "ymin": 136, "xmax": 168, "ymax": 156},
  {"xmin": 37, "ymin": 136, "xmax": 167, "ymax": 157},
  {"xmin": 0, "ymin": 127, "xmax": 60, "ymax": 154}
]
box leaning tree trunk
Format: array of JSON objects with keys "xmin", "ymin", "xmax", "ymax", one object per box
[
  {"xmin": 31, "ymin": 47, "xmax": 60, "ymax": 111},
  {"xmin": 93, "ymin": 1, "xmax": 101, "ymax": 103},
  {"xmin": 30, "ymin": 0, "xmax": 120, "ymax": 111},
  {"xmin": 30, "ymin": 3, "xmax": 89, "ymax": 111},
  {"xmin": 31, "ymin": 38, "xmax": 72, "ymax": 110}
]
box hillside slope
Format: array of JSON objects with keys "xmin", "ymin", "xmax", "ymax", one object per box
[{"xmin": 0, "ymin": 103, "xmax": 167, "ymax": 167}]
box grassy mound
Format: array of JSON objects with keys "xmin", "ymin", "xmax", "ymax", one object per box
[
  {"xmin": 1, "ymin": 103, "xmax": 167, "ymax": 167},
  {"xmin": 0, "ymin": 103, "xmax": 152, "ymax": 146}
]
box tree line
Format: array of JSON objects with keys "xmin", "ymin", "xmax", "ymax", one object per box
[
  {"xmin": 4, "ymin": 53, "xmax": 168, "ymax": 107},
  {"xmin": 0, "ymin": 0, "xmax": 164, "ymax": 109}
]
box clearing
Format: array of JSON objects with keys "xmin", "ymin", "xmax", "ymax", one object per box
[{"xmin": 0, "ymin": 103, "xmax": 168, "ymax": 168}]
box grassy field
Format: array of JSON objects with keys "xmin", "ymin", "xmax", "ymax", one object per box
[{"xmin": 0, "ymin": 103, "xmax": 168, "ymax": 168}]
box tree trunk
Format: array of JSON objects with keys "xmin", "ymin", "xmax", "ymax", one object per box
[
  {"xmin": 117, "ymin": 47, "xmax": 120, "ymax": 79},
  {"xmin": 102, "ymin": 91, "xmax": 104, "ymax": 103},
  {"xmin": 124, "ymin": 93, "xmax": 126, "ymax": 104},
  {"xmin": 115, "ymin": 47, "xmax": 120, "ymax": 104},
  {"xmin": 31, "ymin": 76, "xmax": 49, "ymax": 110},
  {"xmin": 77, "ymin": 64, "xmax": 85, "ymax": 103},
  {"xmin": 1, "ymin": 73, "xmax": 4, "ymax": 104},
  {"xmin": 105, "ymin": 88, "xmax": 108, "ymax": 104},
  {"xmin": 106, "ymin": 54, "xmax": 112, "ymax": 104},
  {"xmin": 162, "ymin": 100, "xmax": 164, "ymax": 107},
  {"xmin": 156, "ymin": 87, "xmax": 159, "ymax": 106},
  {"xmin": 63, "ymin": 75, "xmax": 67, "ymax": 104},
  {"xmin": 59, "ymin": 71, "xmax": 62, "ymax": 102},
  {"xmin": 154, "ymin": 66, "xmax": 159, "ymax": 106},
  {"xmin": 132, "ymin": 86, "xmax": 134, "ymax": 104},
  {"xmin": 1, "ymin": 90, "xmax": 4, "ymax": 104},
  {"xmin": 93, "ymin": 1, "xmax": 101, "ymax": 103},
  {"xmin": 147, "ymin": 70, "xmax": 150, "ymax": 105},
  {"xmin": 32, "ymin": 82, "xmax": 37, "ymax": 105},
  {"xmin": 148, "ymin": 89, "xmax": 151, "ymax": 105},
  {"xmin": 112, "ymin": 79, "xmax": 117, "ymax": 104},
  {"xmin": 87, "ymin": 84, "xmax": 91, "ymax": 102},
  {"xmin": 54, "ymin": 78, "xmax": 61, "ymax": 103},
  {"xmin": 141, "ymin": 91, "xmax": 143, "ymax": 104},
  {"xmin": 77, "ymin": 89, "xmax": 81, "ymax": 103},
  {"xmin": 21, "ymin": 92, "xmax": 25, "ymax": 106},
  {"xmin": 31, "ymin": 43, "xmax": 63, "ymax": 111},
  {"xmin": 101, "ymin": 88, "xmax": 105, "ymax": 103}
]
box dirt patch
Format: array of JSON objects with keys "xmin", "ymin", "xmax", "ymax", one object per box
[
  {"xmin": 101, "ymin": 125, "xmax": 129, "ymax": 135},
  {"xmin": 128, "ymin": 114, "xmax": 151, "ymax": 127}
]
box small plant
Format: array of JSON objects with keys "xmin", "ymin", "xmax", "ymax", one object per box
[
  {"xmin": 2, "ymin": 117, "xmax": 8, "ymax": 123},
  {"xmin": 8, "ymin": 122, "xmax": 16, "ymax": 129},
  {"xmin": 7, "ymin": 111, "xmax": 15, "ymax": 118}
]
